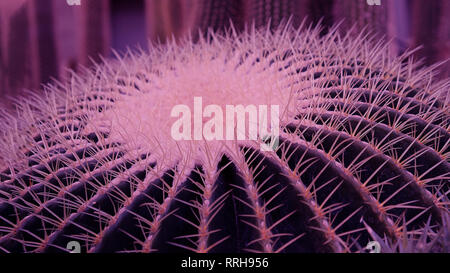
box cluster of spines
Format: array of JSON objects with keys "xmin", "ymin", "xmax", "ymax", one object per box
[{"xmin": 0, "ymin": 23, "xmax": 448, "ymax": 253}]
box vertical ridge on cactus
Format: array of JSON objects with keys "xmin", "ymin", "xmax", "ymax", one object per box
[{"xmin": 0, "ymin": 22, "xmax": 448, "ymax": 253}]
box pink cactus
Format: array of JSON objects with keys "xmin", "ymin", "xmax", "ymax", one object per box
[{"xmin": 0, "ymin": 21, "xmax": 449, "ymax": 253}]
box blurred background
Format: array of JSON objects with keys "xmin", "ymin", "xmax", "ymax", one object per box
[{"xmin": 0, "ymin": 0, "xmax": 448, "ymax": 109}]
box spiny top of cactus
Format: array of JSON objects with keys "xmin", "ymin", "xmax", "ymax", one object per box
[{"xmin": 0, "ymin": 22, "xmax": 449, "ymax": 253}]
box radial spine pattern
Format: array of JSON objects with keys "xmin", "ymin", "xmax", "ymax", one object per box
[{"xmin": 0, "ymin": 23, "xmax": 449, "ymax": 253}]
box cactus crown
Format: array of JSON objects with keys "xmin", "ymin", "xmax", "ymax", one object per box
[{"xmin": 0, "ymin": 22, "xmax": 449, "ymax": 253}]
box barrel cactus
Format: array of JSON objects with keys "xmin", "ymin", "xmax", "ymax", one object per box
[{"xmin": 0, "ymin": 22, "xmax": 448, "ymax": 253}]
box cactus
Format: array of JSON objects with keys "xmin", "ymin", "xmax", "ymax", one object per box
[{"xmin": 0, "ymin": 22, "xmax": 449, "ymax": 253}]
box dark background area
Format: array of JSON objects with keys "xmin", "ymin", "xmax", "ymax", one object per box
[{"xmin": 0, "ymin": 0, "xmax": 448, "ymax": 109}]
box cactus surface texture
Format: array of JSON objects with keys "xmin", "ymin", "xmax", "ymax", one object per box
[{"xmin": 0, "ymin": 23, "xmax": 449, "ymax": 253}]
